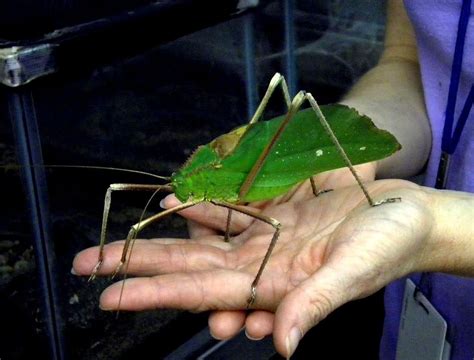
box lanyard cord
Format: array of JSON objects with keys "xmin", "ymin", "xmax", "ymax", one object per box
[
  {"xmin": 442, "ymin": 0, "xmax": 473, "ymax": 155},
  {"xmin": 435, "ymin": 0, "xmax": 473, "ymax": 189}
]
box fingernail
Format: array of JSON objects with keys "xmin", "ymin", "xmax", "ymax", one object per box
[
  {"xmin": 71, "ymin": 267, "xmax": 77, "ymax": 275},
  {"xmin": 159, "ymin": 199, "xmax": 166, "ymax": 209},
  {"xmin": 285, "ymin": 327, "xmax": 302, "ymax": 359},
  {"xmin": 98, "ymin": 299, "xmax": 113, "ymax": 311},
  {"xmin": 245, "ymin": 329, "xmax": 264, "ymax": 341},
  {"xmin": 209, "ymin": 329, "xmax": 223, "ymax": 340}
]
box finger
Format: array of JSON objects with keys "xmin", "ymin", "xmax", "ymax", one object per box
[
  {"xmin": 208, "ymin": 311, "xmax": 246, "ymax": 340},
  {"xmin": 99, "ymin": 270, "xmax": 255, "ymax": 311},
  {"xmin": 72, "ymin": 238, "xmax": 234, "ymax": 277},
  {"xmin": 208, "ymin": 310, "xmax": 275, "ymax": 341},
  {"xmin": 273, "ymin": 265, "xmax": 358, "ymax": 358},
  {"xmin": 245, "ymin": 311, "xmax": 274, "ymax": 340},
  {"xmin": 161, "ymin": 194, "xmax": 254, "ymax": 233}
]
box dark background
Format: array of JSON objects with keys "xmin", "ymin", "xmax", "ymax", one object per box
[{"xmin": 0, "ymin": 1, "xmax": 387, "ymax": 358}]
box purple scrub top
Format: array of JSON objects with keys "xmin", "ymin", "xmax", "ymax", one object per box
[{"xmin": 380, "ymin": 1, "xmax": 474, "ymax": 359}]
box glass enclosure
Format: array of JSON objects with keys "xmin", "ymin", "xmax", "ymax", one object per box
[{"xmin": 0, "ymin": 1, "xmax": 387, "ymax": 358}]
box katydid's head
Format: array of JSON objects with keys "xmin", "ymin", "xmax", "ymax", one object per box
[
  {"xmin": 171, "ymin": 171, "xmax": 206, "ymax": 203},
  {"xmin": 170, "ymin": 142, "xmax": 220, "ymax": 203}
]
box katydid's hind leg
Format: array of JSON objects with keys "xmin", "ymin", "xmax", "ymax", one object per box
[
  {"xmin": 109, "ymin": 200, "xmax": 202, "ymax": 279},
  {"xmin": 249, "ymin": 73, "xmax": 292, "ymax": 125},
  {"xmin": 211, "ymin": 200, "xmax": 281, "ymax": 308},
  {"xmin": 224, "ymin": 73, "xmax": 292, "ymax": 242},
  {"xmin": 225, "ymin": 74, "xmax": 293, "ymax": 242},
  {"xmin": 303, "ymin": 92, "xmax": 400, "ymax": 207},
  {"xmin": 89, "ymin": 183, "xmax": 171, "ymax": 281}
]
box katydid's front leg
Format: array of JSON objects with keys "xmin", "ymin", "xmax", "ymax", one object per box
[
  {"xmin": 110, "ymin": 200, "xmax": 202, "ymax": 279},
  {"xmin": 104, "ymin": 200, "xmax": 202, "ymax": 312},
  {"xmin": 89, "ymin": 183, "xmax": 172, "ymax": 281}
]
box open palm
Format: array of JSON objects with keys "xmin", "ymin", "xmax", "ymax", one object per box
[{"xmin": 73, "ymin": 178, "xmax": 432, "ymax": 356}]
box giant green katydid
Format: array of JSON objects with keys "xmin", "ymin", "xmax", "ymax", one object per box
[{"xmin": 89, "ymin": 73, "xmax": 401, "ymax": 307}]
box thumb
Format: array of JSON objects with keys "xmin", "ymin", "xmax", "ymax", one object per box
[{"xmin": 273, "ymin": 264, "xmax": 362, "ymax": 358}]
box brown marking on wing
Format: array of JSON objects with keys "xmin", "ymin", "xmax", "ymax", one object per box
[{"xmin": 210, "ymin": 125, "xmax": 249, "ymax": 158}]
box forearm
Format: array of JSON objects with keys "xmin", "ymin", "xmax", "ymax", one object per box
[
  {"xmin": 341, "ymin": 61, "xmax": 431, "ymax": 179},
  {"xmin": 341, "ymin": 0, "xmax": 431, "ymax": 179},
  {"xmin": 417, "ymin": 188, "xmax": 474, "ymax": 276}
]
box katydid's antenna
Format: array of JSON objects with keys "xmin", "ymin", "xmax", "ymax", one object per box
[{"xmin": 1, "ymin": 164, "xmax": 170, "ymax": 181}]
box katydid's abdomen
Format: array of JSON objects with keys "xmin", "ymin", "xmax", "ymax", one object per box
[{"xmin": 171, "ymin": 104, "xmax": 401, "ymax": 203}]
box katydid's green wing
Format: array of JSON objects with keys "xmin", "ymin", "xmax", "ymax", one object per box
[{"xmin": 218, "ymin": 104, "xmax": 401, "ymax": 202}]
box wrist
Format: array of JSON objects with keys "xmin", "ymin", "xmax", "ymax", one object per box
[{"xmin": 416, "ymin": 188, "xmax": 474, "ymax": 276}]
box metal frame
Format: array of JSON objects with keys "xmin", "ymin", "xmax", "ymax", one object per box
[{"xmin": 8, "ymin": 89, "xmax": 64, "ymax": 360}]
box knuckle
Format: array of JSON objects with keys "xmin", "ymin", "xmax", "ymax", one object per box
[
  {"xmin": 190, "ymin": 274, "xmax": 207, "ymax": 312},
  {"xmin": 308, "ymin": 292, "xmax": 334, "ymax": 324},
  {"xmin": 298, "ymin": 285, "xmax": 337, "ymax": 326}
]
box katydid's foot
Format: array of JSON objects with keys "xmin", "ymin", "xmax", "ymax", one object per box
[
  {"xmin": 111, "ymin": 261, "xmax": 124, "ymax": 279},
  {"xmin": 316, "ymin": 189, "xmax": 333, "ymax": 197},
  {"xmin": 88, "ymin": 260, "xmax": 103, "ymax": 282},
  {"xmin": 309, "ymin": 176, "xmax": 333, "ymax": 198},
  {"xmin": 246, "ymin": 282, "xmax": 257, "ymax": 309},
  {"xmin": 373, "ymin": 197, "xmax": 402, "ymax": 207}
]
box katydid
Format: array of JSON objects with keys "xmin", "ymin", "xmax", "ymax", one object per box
[{"xmin": 90, "ymin": 73, "xmax": 401, "ymax": 307}]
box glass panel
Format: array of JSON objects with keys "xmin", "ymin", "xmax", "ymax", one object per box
[{"xmin": 0, "ymin": 1, "xmax": 387, "ymax": 358}]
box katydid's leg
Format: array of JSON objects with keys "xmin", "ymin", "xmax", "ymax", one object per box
[
  {"xmin": 224, "ymin": 210, "xmax": 233, "ymax": 242},
  {"xmin": 244, "ymin": 89, "xmax": 399, "ymax": 206},
  {"xmin": 249, "ymin": 72, "xmax": 292, "ymax": 125},
  {"xmin": 240, "ymin": 89, "xmax": 393, "ymax": 206},
  {"xmin": 89, "ymin": 183, "xmax": 172, "ymax": 281},
  {"xmin": 110, "ymin": 200, "xmax": 202, "ymax": 278},
  {"xmin": 225, "ymin": 73, "xmax": 292, "ymax": 240},
  {"xmin": 238, "ymin": 89, "xmax": 311, "ymax": 199},
  {"xmin": 211, "ymin": 200, "xmax": 281, "ymax": 308},
  {"xmin": 309, "ymin": 177, "xmax": 333, "ymax": 197},
  {"xmin": 304, "ymin": 92, "xmax": 401, "ymax": 206}
]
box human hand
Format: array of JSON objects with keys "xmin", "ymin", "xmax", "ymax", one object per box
[
  {"xmin": 73, "ymin": 178, "xmax": 434, "ymax": 357},
  {"xmin": 167, "ymin": 162, "xmax": 377, "ymax": 345}
]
